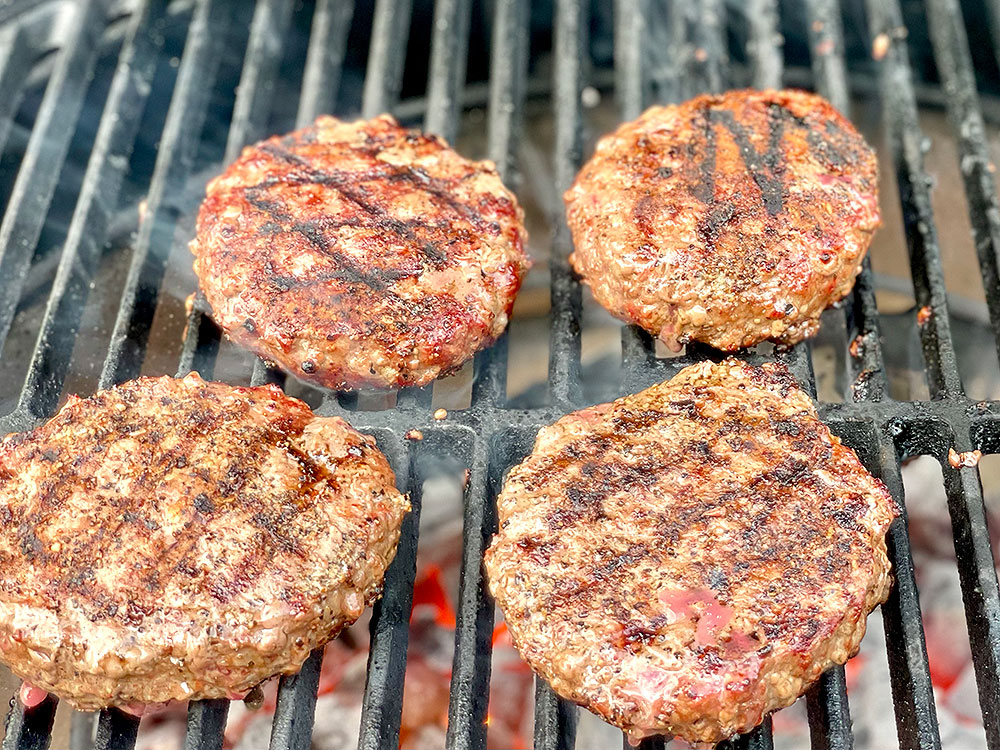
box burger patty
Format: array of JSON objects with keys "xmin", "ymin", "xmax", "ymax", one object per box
[
  {"xmin": 191, "ymin": 114, "xmax": 530, "ymax": 391},
  {"xmin": 484, "ymin": 359, "xmax": 898, "ymax": 746},
  {"xmin": 0, "ymin": 373, "xmax": 409, "ymax": 709},
  {"xmin": 564, "ymin": 89, "xmax": 880, "ymax": 351}
]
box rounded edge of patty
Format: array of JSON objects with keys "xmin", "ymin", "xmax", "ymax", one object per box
[
  {"xmin": 564, "ymin": 89, "xmax": 880, "ymax": 352},
  {"xmin": 484, "ymin": 358, "xmax": 898, "ymax": 745},
  {"xmin": 0, "ymin": 373, "xmax": 409, "ymax": 709},
  {"xmin": 191, "ymin": 114, "xmax": 530, "ymax": 391}
]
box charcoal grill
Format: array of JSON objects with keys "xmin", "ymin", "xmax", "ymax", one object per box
[{"xmin": 0, "ymin": 0, "xmax": 997, "ymax": 748}]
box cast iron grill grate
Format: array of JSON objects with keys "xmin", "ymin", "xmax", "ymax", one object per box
[{"xmin": 0, "ymin": 0, "xmax": 996, "ymax": 749}]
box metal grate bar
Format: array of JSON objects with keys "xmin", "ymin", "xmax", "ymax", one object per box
[
  {"xmin": 611, "ymin": 0, "xmax": 661, "ymax": 391},
  {"xmin": 872, "ymin": 430, "xmax": 942, "ymax": 749},
  {"xmin": 804, "ymin": 0, "xmax": 850, "ymax": 114},
  {"xmin": 438, "ymin": 0, "xmax": 535, "ymax": 731},
  {"xmin": 15, "ymin": 0, "xmax": 167, "ymax": 422},
  {"xmin": 471, "ymin": 333, "xmax": 509, "ymax": 407},
  {"xmin": 362, "ymin": 0, "xmax": 414, "ymax": 119},
  {"xmin": 805, "ymin": 666, "xmax": 853, "ymax": 750},
  {"xmin": 620, "ymin": 327, "xmax": 657, "ymax": 393},
  {"xmin": 176, "ymin": 0, "xmax": 297, "ymax": 381},
  {"xmin": 0, "ymin": 23, "xmax": 33, "ymax": 161},
  {"xmin": 843, "ymin": 256, "xmax": 889, "ymax": 402},
  {"xmin": 486, "ymin": 0, "xmax": 530, "ymax": 188},
  {"xmin": 297, "ymin": 0, "xmax": 355, "ymax": 129},
  {"xmin": 92, "ymin": 710, "xmax": 139, "ymax": 750},
  {"xmin": 183, "ymin": 699, "xmax": 228, "ymax": 750},
  {"xmin": 357, "ymin": 0, "xmax": 426, "ymax": 406},
  {"xmin": 425, "ymin": 0, "xmax": 473, "ymax": 143},
  {"xmin": 925, "ymin": 0, "xmax": 1000, "ymax": 365},
  {"xmin": 689, "ymin": 0, "xmax": 727, "ymax": 95},
  {"xmin": 613, "ymin": 0, "xmax": 661, "ymax": 397},
  {"xmin": 1, "ymin": 695, "xmax": 56, "ymax": 750},
  {"xmin": 985, "ymin": 0, "xmax": 1000, "ymax": 73},
  {"xmin": 802, "ymin": 0, "xmax": 849, "ymax": 129},
  {"xmin": 940, "ymin": 442, "xmax": 1000, "ymax": 748},
  {"xmin": 547, "ymin": 0, "xmax": 585, "ymax": 410},
  {"xmin": 445, "ymin": 0, "xmax": 533, "ymax": 728},
  {"xmin": 614, "ymin": 0, "xmax": 646, "ymax": 122},
  {"xmin": 226, "ymin": 0, "xmax": 295, "ymax": 161},
  {"xmin": 268, "ymin": 648, "xmax": 325, "ymax": 750},
  {"xmin": 99, "ymin": 0, "xmax": 234, "ymax": 389},
  {"xmin": 174, "ymin": 299, "xmax": 221, "ymax": 380},
  {"xmin": 746, "ymin": 0, "xmax": 783, "ymax": 90},
  {"xmin": 533, "ymin": 678, "xmax": 578, "ymax": 750},
  {"xmin": 175, "ymin": 0, "xmax": 297, "ymax": 383},
  {"xmin": 444, "ymin": 437, "xmax": 495, "ymax": 750},
  {"xmin": 632, "ymin": 736, "xmax": 665, "ymax": 750},
  {"xmin": 358, "ymin": 435, "xmax": 420, "ymax": 750},
  {"xmin": 864, "ymin": 0, "xmax": 964, "ymax": 399},
  {"xmin": 790, "ymin": 3, "xmax": 854, "ymax": 739},
  {"xmin": 717, "ymin": 717, "xmax": 775, "ymax": 750},
  {"xmin": 250, "ymin": 358, "xmax": 286, "ymax": 387},
  {"xmin": 798, "ymin": 0, "xmax": 889, "ymax": 400},
  {"xmin": 394, "ymin": 384, "xmax": 433, "ymax": 411},
  {"xmin": 0, "ymin": 0, "xmax": 108, "ymax": 353}
]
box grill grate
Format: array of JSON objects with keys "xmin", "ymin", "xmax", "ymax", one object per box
[{"xmin": 0, "ymin": 0, "xmax": 998, "ymax": 749}]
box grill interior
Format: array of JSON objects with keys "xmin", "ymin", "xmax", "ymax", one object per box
[{"xmin": 0, "ymin": 0, "xmax": 999, "ymax": 748}]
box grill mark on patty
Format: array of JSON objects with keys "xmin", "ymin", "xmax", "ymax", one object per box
[
  {"xmin": 772, "ymin": 104, "xmax": 855, "ymax": 169},
  {"xmin": 255, "ymin": 143, "xmax": 466, "ymax": 265},
  {"xmin": 242, "ymin": 189, "xmax": 395, "ymax": 291},
  {"xmin": 709, "ymin": 108, "xmax": 785, "ymax": 216},
  {"xmin": 688, "ymin": 109, "xmax": 717, "ymax": 204},
  {"xmin": 529, "ymin": 419, "xmax": 872, "ymax": 617},
  {"xmin": 687, "ymin": 102, "xmax": 859, "ymax": 232}
]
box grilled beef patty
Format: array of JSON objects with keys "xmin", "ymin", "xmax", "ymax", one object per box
[
  {"xmin": 564, "ymin": 89, "xmax": 880, "ymax": 351},
  {"xmin": 0, "ymin": 373, "xmax": 408, "ymax": 709},
  {"xmin": 484, "ymin": 359, "xmax": 897, "ymax": 745},
  {"xmin": 191, "ymin": 115, "xmax": 530, "ymax": 391}
]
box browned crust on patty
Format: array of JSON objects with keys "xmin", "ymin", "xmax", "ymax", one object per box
[
  {"xmin": 0, "ymin": 374, "xmax": 409, "ymax": 709},
  {"xmin": 191, "ymin": 114, "xmax": 530, "ymax": 391},
  {"xmin": 484, "ymin": 359, "xmax": 898, "ymax": 745},
  {"xmin": 564, "ymin": 89, "xmax": 880, "ymax": 351}
]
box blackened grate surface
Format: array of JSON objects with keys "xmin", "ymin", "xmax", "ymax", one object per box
[{"xmin": 0, "ymin": 1, "xmax": 998, "ymax": 749}]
